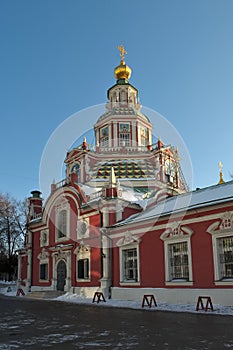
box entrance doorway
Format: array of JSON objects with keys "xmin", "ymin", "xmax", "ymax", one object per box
[{"xmin": 57, "ymin": 260, "xmax": 67, "ymax": 291}]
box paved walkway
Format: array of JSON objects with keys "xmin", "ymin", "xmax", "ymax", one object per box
[{"xmin": 1, "ymin": 294, "xmax": 233, "ymax": 349}]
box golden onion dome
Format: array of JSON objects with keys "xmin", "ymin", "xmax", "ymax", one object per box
[
  {"xmin": 114, "ymin": 45, "xmax": 132, "ymax": 81},
  {"xmin": 114, "ymin": 59, "xmax": 132, "ymax": 81}
]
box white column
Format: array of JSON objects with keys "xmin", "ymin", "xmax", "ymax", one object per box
[
  {"xmin": 26, "ymin": 250, "xmax": 32, "ymax": 291},
  {"xmin": 51, "ymin": 253, "xmax": 57, "ymax": 290},
  {"xmin": 137, "ymin": 122, "xmax": 141, "ymax": 147},
  {"xmin": 65, "ymin": 251, "xmax": 72, "ymax": 292},
  {"xmin": 108, "ymin": 123, "xmax": 112, "ymax": 148},
  {"xmin": 132, "ymin": 121, "xmax": 136, "ymax": 147},
  {"xmin": 100, "ymin": 232, "xmax": 112, "ymax": 298},
  {"xmin": 113, "ymin": 122, "xmax": 118, "ymax": 147}
]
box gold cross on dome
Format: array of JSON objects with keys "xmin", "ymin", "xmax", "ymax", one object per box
[
  {"xmin": 118, "ymin": 45, "xmax": 127, "ymax": 61},
  {"xmin": 218, "ymin": 161, "xmax": 223, "ymax": 172}
]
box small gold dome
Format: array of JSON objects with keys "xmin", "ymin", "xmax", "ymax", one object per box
[{"xmin": 114, "ymin": 60, "xmax": 132, "ymax": 81}]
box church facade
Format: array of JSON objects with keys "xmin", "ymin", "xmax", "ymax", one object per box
[{"xmin": 18, "ymin": 48, "xmax": 233, "ymax": 306}]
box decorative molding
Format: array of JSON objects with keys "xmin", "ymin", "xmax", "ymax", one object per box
[
  {"xmin": 55, "ymin": 196, "xmax": 69, "ymax": 212},
  {"xmin": 220, "ymin": 211, "xmax": 233, "ymax": 229},
  {"xmin": 160, "ymin": 222, "xmax": 193, "ymax": 241},
  {"xmin": 40, "ymin": 229, "xmax": 49, "ymax": 247},
  {"xmin": 74, "ymin": 243, "xmax": 91, "ymax": 256},
  {"xmin": 207, "ymin": 211, "xmax": 233, "ymax": 235},
  {"xmin": 116, "ymin": 231, "xmax": 141, "ymax": 247},
  {"xmin": 37, "ymin": 248, "xmax": 49, "ymax": 260},
  {"xmin": 77, "ymin": 217, "xmax": 89, "ymax": 239},
  {"xmin": 52, "ymin": 248, "xmax": 71, "ymax": 264}
]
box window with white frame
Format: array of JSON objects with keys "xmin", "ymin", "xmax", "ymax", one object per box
[
  {"xmin": 207, "ymin": 212, "xmax": 233, "ymax": 283},
  {"xmin": 100, "ymin": 126, "xmax": 109, "ymax": 147},
  {"xmin": 169, "ymin": 242, "xmax": 189, "ymax": 280},
  {"xmin": 77, "ymin": 258, "xmax": 89, "ymax": 279},
  {"xmin": 140, "ymin": 127, "xmax": 148, "ymax": 146},
  {"xmin": 100, "ymin": 136, "xmax": 109, "ymax": 147},
  {"xmin": 57, "ymin": 210, "xmax": 67, "ymax": 238},
  {"xmin": 55, "ymin": 199, "xmax": 70, "ymax": 241},
  {"xmin": 40, "ymin": 263, "xmax": 48, "ymax": 280},
  {"xmin": 119, "ymin": 133, "xmax": 130, "ymax": 146},
  {"xmin": 122, "ymin": 247, "xmax": 138, "ymax": 281},
  {"xmin": 160, "ymin": 224, "xmax": 193, "ymax": 284},
  {"xmin": 74, "ymin": 245, "xmax": 91, "ymax": 282},
  {"xmin": 37, "ymin": 248, "xmax": 50, "ymax": 282},
  {"xmin": 117, "ymin": 232, "xmax": 140, "ymax": 284},
  {"xmin": 218, "ymin": 236, "xmax": 233, "ymax": 278}
]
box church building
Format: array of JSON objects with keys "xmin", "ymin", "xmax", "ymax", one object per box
[{"xmin": 18, "ymin": 47, "xmax": 233, "ymax": 306}]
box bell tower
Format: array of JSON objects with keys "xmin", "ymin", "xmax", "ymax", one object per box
[
  {"xmin": 94, "ymin": 46, "xmax": 152, "ymax": 150},
  {"xmin": 65, "ymin": 46, "xmax": 188, "ymax": 196}
]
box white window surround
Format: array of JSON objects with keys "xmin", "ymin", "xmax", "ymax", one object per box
[
  {"xmin": 74, "ymin": 245, "xmax": 91, "ymax": 282},
  {"xmin": 37, "ymin": 248, "xmax": 50, "ymax": 282},
  {"xmin": 207, "ymin": 211, "xmax": 233, "ymax": 285},
  {"xmin": 100, "ymin": 136, "xmax": 109, "ymax": 147},
  {"xmin": 39, "ymin": 262, "xmax": 49, "ymax": 281},
  {"xmin": 117, "ymin": 231, "xmax": 141, "ymax": 286},
  {"xmin": 160, "ymin": 223, "xmax": 194, "ymax": 286},
  {"xmin": 119, "ymin": 133, "xmax": 130, "ymax": 146},
  {"xmin": 55, "ymin": 199, "xmax": 70, "ymax": 242}
]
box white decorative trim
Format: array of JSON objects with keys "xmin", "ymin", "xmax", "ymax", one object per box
[
  {"xmin": 119, "ymin": 242, "xmax": 140, "ymax": 284},
  {"xmin": 207, "ymin": 211, "xmax": 233, "ymax": 283},
  {"xmin": 109, "ymin": 205, "xmax": 233, "ymax": 239},
  {"xmin": 55, "ymin": 198, "xmax": 70, "ymax": 242},
  {"xmin": 77, "ymin": 217, "xmax": 89, "ymax": 240},
  {"xmin": 74, "ymin": 243, "xmax": 91, "ymax": 256},
  {"xmin": 160, "ymin": 222, "xmax": 193, "ymax": 241},
  {"xmin": 215, "ymin": 281, "xmax": 233, "ymax": 286},
  {"xmin": 40, "ymin": 229, "xmax": 49, "ymax": 247},
  {"xmin": 52, "ymin": 248, "xmax": 69, "ymax": 264},
  {"xmin": 74, "ymin": 243, "xmax": 91, "ymax": 282},
  {"xmin": 119, "ymin": 282, "xmax": 141, "ymax": 286},
  {"xmin": 165, "ymin": 281, "xmax": 193, "ymax": 286},
  {"xmin": 160, "ymin": 223, "xmax": 194, "ymax": 284},
  {"xmin": 116, "ymin": 231, "xmax": 141, "ymax": 247},
  {"xmin": 37, "ymin": 248, "xmax": 50, "ymax": 260},
  {"xmin": 37, "ymin": 248, "xmax": 49, "ymax": 282}
]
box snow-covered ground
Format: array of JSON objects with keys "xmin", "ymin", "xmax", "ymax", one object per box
[{"xmin": 1, "ymin": 282, "xmax": 233, "ymax": 316}]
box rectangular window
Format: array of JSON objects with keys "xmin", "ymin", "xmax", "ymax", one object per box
[
  {"xmin": 169, "ymin": 242, "xmax": 189, "ymax": 280},
  {"xmin": 40, "ymin": 263, "xmax": 48, "ymax": 280},
  {"xmin": 101, "ymin": 126, "xmax": 109, "ymax": 137},
  {"xmin": 140, "ymin": 127, "xmax": 148, "ymax": 146},
  {"xmin": 57, "ymin": 209, "xmax": 67, "ymax": 238},
  {"xmin": 219, "ymin": 236, "xmax": 233, "ymax": 279},
  {"xmin": 100, "ymin": 136, "xmax": 109, "ymax": 147},
  {"xmin": 120, "ymin": 133, "xmax": 130, "ymax": 146},
  {"xmin": 77, "ymin": 259, "xmax": 89, "ymax": 279},
  {"xmin": 123, "ymin": 248, "xmax": 138, "ymax": 282}
]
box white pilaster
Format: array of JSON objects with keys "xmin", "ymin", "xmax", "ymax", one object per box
[
  {"xmin": 100, "ymin": 233, "xmax": 112, "ymax": 298},
  {"xmin": 26, "ymin": 250, "xmax": 32, "ymax": 291}
]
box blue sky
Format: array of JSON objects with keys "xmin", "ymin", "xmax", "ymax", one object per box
[{"xmin": 1, "ymin": 0, "xmax": 233, "ymax": 200}]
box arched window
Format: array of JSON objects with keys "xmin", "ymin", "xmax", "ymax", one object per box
[{"xmin": 57, "ymin": 209, "xmax": 67, "ymax": 238}]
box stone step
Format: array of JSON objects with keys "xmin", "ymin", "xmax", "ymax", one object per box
[{"xmin": 25, "ymin": 290, "xmax": 65, "ymax": 299}]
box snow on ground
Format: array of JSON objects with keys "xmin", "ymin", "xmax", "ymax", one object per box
[{"xmin": 1, "ymin": 282, "xmax": 233, "ymax": 316}]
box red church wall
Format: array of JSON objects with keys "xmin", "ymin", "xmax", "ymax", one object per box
[
  {"xmin": 139, "ymin": 229, "xmax": 165, "ymax": 287},
  {"xmin": 31, "ymin": 231, "xmax": 40, "ymax": 286},
  {"xmin": 191, "ymin": 220, "xmax": 215, "ymax": 288}
]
